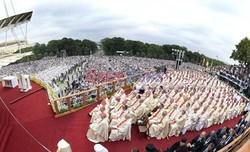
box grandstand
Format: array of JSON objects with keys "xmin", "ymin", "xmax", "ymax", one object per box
[{"xmin": 0, "ymin": 1, "xmax": 33, "ymax": 67}]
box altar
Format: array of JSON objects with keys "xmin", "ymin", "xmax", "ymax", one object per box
[{"xmin": 2, "ymin": 76, "xmax": 18, "ymax": 88}]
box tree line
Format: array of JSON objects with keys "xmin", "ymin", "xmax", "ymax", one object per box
[
  {"xmin": 13, "ymin": 37, "xmax": 98, "ymax": 64},
  {"xmin": 101, "ymin": 37, "xmax": 225, "ymax": 66},
  {"xmin": 13, "ymin": 36, "xmax": 227, "ymax": 67}
]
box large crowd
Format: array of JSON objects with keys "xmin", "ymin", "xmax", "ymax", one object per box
[
  {"xmin": 0, "ymin": 53, "xmax": 249, "ymax": 152},
  {"xmin": 0, "ymin": 54, "xmax": 202, "ymax": 99},
  {"xmin": 210, "ymin": 64, "xmax": 250, "ymax": 98}
]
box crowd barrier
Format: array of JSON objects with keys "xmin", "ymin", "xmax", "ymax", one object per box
[
  {"xmin": 50, "ymin": 71, "xmax": 153, "ymax": 118},
  {"xmin": 217, "ymin": 71, "xmax": 249, "ymax": 98}
]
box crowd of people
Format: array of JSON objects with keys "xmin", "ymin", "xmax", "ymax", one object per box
[
  {"xmin": 0, "ymin": 54, "xmax": 202, "ymax": 99},
  {"xmin": 87, "ymin": 69, "xmax": 249, "ymax": 148},
  {"xmin": 0, "ymin": 52, "xmax": 249, "ymax": 152},
  {"xmin": 210, "ymin": 64, "xmax": 250, "ymax": 98}
]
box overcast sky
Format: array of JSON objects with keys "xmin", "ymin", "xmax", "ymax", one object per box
[{"xmin": 1, "ymin": 0, "xmax": 250, "ymax": 64}]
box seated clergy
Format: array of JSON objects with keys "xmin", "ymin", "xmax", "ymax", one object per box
[
  {"xmin": 87, "ymin": 113, "xmax": 109, "ymax": 143},
  {"xmin": 168, "ymin": 110, "xmax": 187, "ymax": 137},
  {"xmin": 110, "ymin": 96, "xmax": 120, "ymax": 107},
  {"xmin": 195, "ymin": 108, "xmax": 209, "ymax": 131},
  {"xmin": 168, "ymin": 104, "xmax": 180, "ymax": 121},
  {"xmin": 109, "ymin": 114, "xmax": 132, "ymax": 141},
  {"xmin": 90, "ymin": 106, "xmax": 106, "ymax": 123},
  {"xmin": 127, "ymin": 95, "xmax": 141, "ymax": 108},
  {"xmin": 130, "ymin": 99, "xmax": 147, "ymax": 123},
  {"xmin": 143, "ymin": 91, "xmax": 153, "ymax": 106},
  {"xmin": 146, "ymin": 94, "xmax": 159, "ymax": 111},
  {"xmin": 148, "ymin": 102, "xmax": 164, "ymax": 118},
  {"xmin": 182, "ymin": 108, "xmax": 199, "ymax": 135},
  {"xmin": 147, "ymin": 110, "xmax": 170, "ymax": 140},
  {"xmin": 89, "ymin": 100, "xmax": 109, "ymax": 116}
]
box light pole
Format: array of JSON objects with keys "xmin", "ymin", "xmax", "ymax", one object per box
[
  {"xmin": 172, "ymin": 49, "xmax": 185, "ymax": 70},
  {"xmin": 211, "ymin": 55, "xmax": 218, "ymax": 67}
]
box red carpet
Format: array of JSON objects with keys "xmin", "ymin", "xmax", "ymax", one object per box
[
  {"xmin": 0, "ymin": 82, "xmax": 42, "ymax": 106},
  {"xmin": 0, "ymin": 82, "xmax": 242, "ymax": 152}
]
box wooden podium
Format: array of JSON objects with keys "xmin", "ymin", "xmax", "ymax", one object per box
[{"xmin": 2, "ymin": 76, "xmax": 18, "ymax": 88}]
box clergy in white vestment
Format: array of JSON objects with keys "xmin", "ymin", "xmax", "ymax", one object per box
[
  {"xmin": 182, "ymin": 108, "xmax": 199, "ymax": 134},
  {"xmin": 130, "ymin": 99, "xmax": 147, "ymax": 123},
  {"xmin": 109, "ymin": 114, "xmax": 132, "ymax": 141},
  {"xmin": 115, "ymin": 99, "xmax": 128, "ymax": 112},
  {"xmin": 155, "ymin": 85, "xmax": 164, "ymax": 95},
  {"xmin": 127, "ymin": 94, "xmax": 140, "ymax": 108},
  {"xmin": 146, "ymin": 94, "xmax": 159, "ymax": 111},
  {"xmin": 91, "ymin": 106, "xmax": 106, "ymax": 123},
  {"xmin": 169, "ymin": 110, "xmax": 187, "ymax": 137},
  {"xmin": 168, "ymin": 104, "xmax": 180, "ymax": 121},
  {"xmin": 148, "ymin": 103, "xmax": 165, "ymax": 122},
  {"xmin": 87, "ymin": 113, "xmax": 109, "ymax": 143},
  {"xmin": 148, "ymin": 110, "xmax": 170, "ymax": 140},
  {"xmin": 143, "ymin": 91, "xmax": 153, "ymax": 105},
  {"xmin": 127, "ymin": 91, "xmax": 137, "ymax": 99},
  {"xmin": 117, "ymin": 105, "xmax": 129, "ymax": 119},
  {"xmin": 195, "ymin": 108, "xmax": 209, "ymax": 131},
  {"xmin": 89, "ymin": 100, "xmax": 109, "ymax": 116},
  {"xmin": 158, "ymin": 93, "xmax": 167, "ymax": 103},
  {"xmin": 110, "ymin": 96, "xmax": 120, "ymax": 107},
  {"xmin": 164, "ymin": 98, "xmax": 175, "ymax": 113}
]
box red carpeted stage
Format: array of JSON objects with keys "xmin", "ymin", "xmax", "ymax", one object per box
[{"xmin": 0, "ymin": 82, "xmax": 242, "ymax": 152}]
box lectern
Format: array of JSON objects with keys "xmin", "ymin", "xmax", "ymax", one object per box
[{"xmin": 19, "ymin": 74, "xmax": 32, "ymax": 92}]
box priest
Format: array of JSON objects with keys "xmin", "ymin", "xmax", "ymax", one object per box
[
  {"xmin": 87, "ymin": 113, "xmax": 109, "ymax": 143},
  {"xmin": 109, "ymin": 114, "xmax": 132, "ymax": 141},
  {"xmin": 147, "ymin": 110, "xmax": 170, "ymax": 139}
]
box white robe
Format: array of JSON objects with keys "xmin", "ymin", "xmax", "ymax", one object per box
[
  {"xmin": 148, "ymin": 116, "xmax": 170, "ymax": 139},
  {"xmin": 87, "ymin": 118, "xmax": 109, "ymax": 143},
  {"xmin": 109, "ymin": 118, "xmax": 132, "ymax": 141}
]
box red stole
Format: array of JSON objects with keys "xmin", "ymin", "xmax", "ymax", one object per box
[
  {"xmin": 134, "ymin": 103, "xmax": 141, "ymax": 111},
  {"xmin": 166, "ymin": 104, "xmax": 171, "ymax": 109},
  {"xmin": 180, "ymin": 101, "xmax": 186, "ymax": 108},
  {"xmin": 119, "ymin": 111, "xmax": 125, "ymax": 117},
  {"xmin": 117, "ymin": 104, "xmax": 123, "ymax": 111},
  {"xmin": 169, "ymin": 110, "xmax": 175, "ymax": 117},
  {"xmin": 159, "ymin": 115, "xmax": 166, "ymax": 123},
  {"xmin": 131, "ymin": 99, "xmax": 139, "ymax": 107},
  {"xmin": 173, "ymin": 93, "xmax": 178, "ymax": 99},
  {"xmin": 153, "ymin": 109, "xmax": 161, "ymax": 118},
  {"xmin": 176, "ymin": 96, "xmax": 181, "ymax": 103},
  {"xmin": 118, "ymin": 120, "xmax": 126, "ymax": 127}
]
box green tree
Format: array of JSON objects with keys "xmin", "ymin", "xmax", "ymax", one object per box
[{"xmin": 230, "ymin": 37, "xmax": 250, "ymax": 67}]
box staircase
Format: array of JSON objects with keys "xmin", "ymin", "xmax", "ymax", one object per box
[{"xmin": 0, "ymin": 100, "xmax": 12, "ymax": 152}]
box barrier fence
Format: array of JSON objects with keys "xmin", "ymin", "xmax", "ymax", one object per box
[{"xmin": 51, "ymin": 71, "xmax": 152, "ymax": 118}]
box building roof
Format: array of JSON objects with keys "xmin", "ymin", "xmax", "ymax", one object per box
[{"xmin": 0, "ymin": 11, "xmax": 33, "ymax": 32}]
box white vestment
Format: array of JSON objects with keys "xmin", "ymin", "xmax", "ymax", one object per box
[
  {"xmin": 109, "ymin": 118, "xmax": 132, "ymax": 141},
  {"xmin": 87, "ymin": 118, "xmax": 109, "ymax": 143}
]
